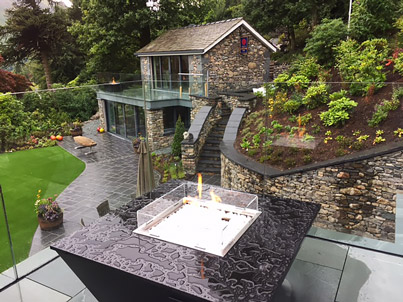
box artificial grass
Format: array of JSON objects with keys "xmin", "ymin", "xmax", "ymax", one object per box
[{"xmin": 0, "ymin": 146, "xmax": 85, "ymax": 272}]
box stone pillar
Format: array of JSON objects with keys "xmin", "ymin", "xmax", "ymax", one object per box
[
  {"xmin": 145, "ymin": 109, "xmax": 164, "ymax": 152},
  {"xmin": 145, "ymin": 108, "xmax": 175, "ymax": 152},
  {"xmin": 97, "ymin": 99, "xmax": 106, "ymax": 128}
]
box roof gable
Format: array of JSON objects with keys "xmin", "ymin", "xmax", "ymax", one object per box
[{"xmin": 136, "ymin": 18, "xmax": 277, "ymax": 56}]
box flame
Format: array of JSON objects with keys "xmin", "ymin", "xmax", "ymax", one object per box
[
  {"xmin": 197, "ymin": 173, "xmax": 202, "ymax": 199},
  {"xmin": 210, "ymin": 190, "xmax": 222, "ymax": 203},
  {"xmin": 111, "ymin": 77, "xmax": 117, "ymax": 84}
]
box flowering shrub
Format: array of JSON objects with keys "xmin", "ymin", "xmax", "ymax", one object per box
[{"xmin": 34, "ymin": 190, "xmax": 63, "ymax": 221}]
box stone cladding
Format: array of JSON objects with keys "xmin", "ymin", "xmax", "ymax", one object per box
[
  {"xmin": 145, "ymin": 109, "xmax": 173, "ymax": 151},
  {"xmin": 202, "ymin": 25, "xmax": 271, "ymax": 95}
]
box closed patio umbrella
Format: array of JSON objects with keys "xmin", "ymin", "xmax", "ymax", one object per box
[{"xmin": 136, "ymin": 140, "xmax": 156, "ymax": 197}]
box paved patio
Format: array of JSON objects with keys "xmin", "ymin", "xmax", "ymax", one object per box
[
  {"xmin": 30, "ymin": 121, "xmax": 139, "ymax": 255},
  {"xmin": 29, "ymin": 121, "xmax": 220, "ymax": 256}
]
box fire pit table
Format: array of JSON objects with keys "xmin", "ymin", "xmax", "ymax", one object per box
[{"xmin": 51, "ymin": 180, "xmax": 319, "ymax": 302}]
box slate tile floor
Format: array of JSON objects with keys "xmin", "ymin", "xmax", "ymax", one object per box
[
  {"xmin": 29, "ymin": 120, "xmax": 140, "ymax": 256},
  {"xmin": 2, "ymin": 237, "xmax": 403, "ymax": 301}
]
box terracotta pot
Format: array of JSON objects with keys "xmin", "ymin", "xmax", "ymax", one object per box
[
  {"xmin": 70, "ymin": 129, "xmax": 83, "ymax": 137},
  {"xmin": 38, "ymin": 213, "xmax": 63, "ymax": 231}
]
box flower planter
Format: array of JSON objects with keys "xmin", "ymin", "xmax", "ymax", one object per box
[
  {"xmin": 70, "ymin": 129, "xmax": 83, "ymax": 137},
  {"xmin": 38, "ymin": 213, "xmax": 63, "ymax": 231}
]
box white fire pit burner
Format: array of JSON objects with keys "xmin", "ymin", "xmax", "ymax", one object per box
[{"xmin": 133, "ymin": 183, "xmax": 260, "ymax": 257}]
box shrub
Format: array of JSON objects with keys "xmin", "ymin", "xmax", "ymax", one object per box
[
  {"xmin": 0, "ymin": 94, "xmax": 31, "ymax": 151},
  {"xmin": 368, "ymin": 98, "xmax": 400, "ymax": 127},
  {"xmin": 304, "ymin": 18, "xmax": 348, "ymax": 66},
  {"xmin": 289, "ymin": 57, "xmax": 321, "ymax": 80},
  {"xmin": 303, "ymin": 154, "xmax": 312, "ymax": 164},
  {"xmin": 395, "ymin": 53, "xmax": 403, "ymax": 76},
  {"xmin": 171, "ymin": 116, "xmax": 185, "ymax": 157},
  {"xmin": 298, "ymin": 113, "xmax": 312, "ymax": 126},
  {"xmin": 335, "ymin": 39, "xmax": 389, "ymax": 96},
  {"xmin": 283, "ymin": 100, "xmax": 301, "ymax": 114},
  {"xmin": 302, "ymin": 84, "xmax": 329, "ymax": 109},
  {"xmin": 287, "ymin": 75, "xmax": 310, "ymax": 92},
  {"xmin": 273, "ymin": 73, "xmax": 290, "ymax": 91},
  {"xmin": 320, "ymin": 97, "xmax": 358, "ymax": 126},
  {"xmin": 349, "ymin": 0, "xmax": 399, "ymax": 42}
]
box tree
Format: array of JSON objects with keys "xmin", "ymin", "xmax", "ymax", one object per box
[
  {"xmin": 304, "ymin": 18, "xmax": 347, "ymax": 66},
  {"xmin": 0, "ymin": 55, "xmax": 31, "ymax": 93},
  {"xmin": 242, "ymin": 0, "xmax": 346, "ymax": 51},
  {"xmin": 0, "ymin": 1, "xmax": 74, "ymax": 88},
  {"xmin": 172, "ymin": 116, "xmax": 185, "ymax": 157},
  {"xmin": 69, "ymin": 0, "xmax": 215, "ymax": 78},
  {"xmin": 349, "ymin": 0, "xmax": 400, "ymax": 41}
]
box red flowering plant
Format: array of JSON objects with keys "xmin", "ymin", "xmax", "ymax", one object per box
[{"xmin": 34, "ymin": 190, "xmax": 63, "ymax": 221}]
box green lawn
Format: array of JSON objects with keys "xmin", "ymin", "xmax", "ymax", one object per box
[{"xmin": 0, "ymin": 146, "xmax": 85, "ymax": 272}]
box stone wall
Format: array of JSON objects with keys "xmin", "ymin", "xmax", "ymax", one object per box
[
  {"xmin": 97, "ymin": 99, "xmax": 106, "ymax": 128},
  {"xmin": 190, "ymin": 95, "xmax": 221, "ymax": 121},
  {"xmin": 269, "ymin": 61, "xmax": 290, "ymax": 79},
  {"xmin": 145, "ymin": 109, "xmax": 173, "ymax": 151},
  {"xmin": 203, "ymin": 25, "xmax": 271, "ymax": 95},
  {"xmin": 220, "ymin": 112, "xmax": 403, "ymax": 242},
  {"xmin": 220, "ymin": 93, "xmax": 257, "ymax": 112}
]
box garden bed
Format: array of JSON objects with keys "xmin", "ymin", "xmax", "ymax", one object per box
[{"xmin": 235, "ymin": 69, "xmax": 403, "ymax": 170}]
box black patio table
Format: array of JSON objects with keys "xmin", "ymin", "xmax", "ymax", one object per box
[{"xmin": 51, "ymin": 180, "xmax": 319, "ymax": 302}]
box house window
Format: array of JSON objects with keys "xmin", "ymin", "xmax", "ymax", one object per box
[
  {"xmin": 163, "ymin": 106, "xmax": 190, "ymax": 134},
  {"xmin": 105, "ymin": 100, "xmax": 145, "ymax": 138},
  {"xmin": 152, "ymin": 56, "xmax": 189, "ymax": 90}
]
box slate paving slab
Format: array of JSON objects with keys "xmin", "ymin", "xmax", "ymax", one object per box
[{"xmin": 30, "ymin": 120, "xmax": 139, "ymax": 256}]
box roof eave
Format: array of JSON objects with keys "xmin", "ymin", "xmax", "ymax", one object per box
[
  {"xmin": 135, "ymin": 49, "xmax": 204, "ymax": 57},
  {"xmin": 203, "ymin": 20, "xmax": 278, "ymax": 54}
]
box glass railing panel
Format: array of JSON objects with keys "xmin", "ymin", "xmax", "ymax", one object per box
[{"xmin": 0, "ymin": 185, "xmax": 18, "ymax": 289}]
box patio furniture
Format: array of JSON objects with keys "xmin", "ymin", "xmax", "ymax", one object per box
[
  {"xmin": 51, "ymin": 181, "xmax": 319, "ymax": 302},
  {"xmin": 73, "ymin": 136, "xmax": 97, "ymax": 155},
  {"xmin": 96, "ymin": 200, "xmax": 110, "ymax": 217}
]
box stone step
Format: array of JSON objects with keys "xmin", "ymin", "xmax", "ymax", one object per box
[
  {"xmin": 200, "ymin": 153, "xmax": 220, "ymax": 160},
  {"xmin": 203, "ymin": 145, "xmax": 220, "ymax": 152},
  {"xmin": 197, "ymin": 166, "xmax": 221, "ymax": 174},
  {"xmin": 208, "ymin": 133, "xmax": 224, "ymax": 139},
  {"xmin": 205, "ymin": 139, "xmax": 221, "ymax": 145},
  {"xmin": 198, "ymin": 159, "xmax": 221, "ymax": 167}
]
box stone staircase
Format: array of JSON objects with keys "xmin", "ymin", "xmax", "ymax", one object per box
[{"xmin": 196, "ymin": 105, "xmax": 231, "ymax": 174}]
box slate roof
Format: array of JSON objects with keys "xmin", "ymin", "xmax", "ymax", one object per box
[{"xmin": 136, "ymin": 18, "xmax": 276, "ymax": 56}]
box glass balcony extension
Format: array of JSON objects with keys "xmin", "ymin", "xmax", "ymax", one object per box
[{"xmin": 96, "ymin": 73, "xmax": 208, "ymax": 107}]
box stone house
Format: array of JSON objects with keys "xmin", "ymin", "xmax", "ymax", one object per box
[{"xmin": 97, "ymin": 17, "xmax": 276, "ymax": 151}]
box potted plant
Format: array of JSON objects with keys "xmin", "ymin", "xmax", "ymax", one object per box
[
  {"xmin": 70, "ymin": 121, "xmax": 83, "ymax": 137},
  {"xmin": 34, "ymin": 190, "xmax": 63, "ymax": 231}
]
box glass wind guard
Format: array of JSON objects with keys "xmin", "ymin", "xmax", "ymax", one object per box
[{"xmin": 134, "ymin": 183, "xmax": 260, "ymax": 257}]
